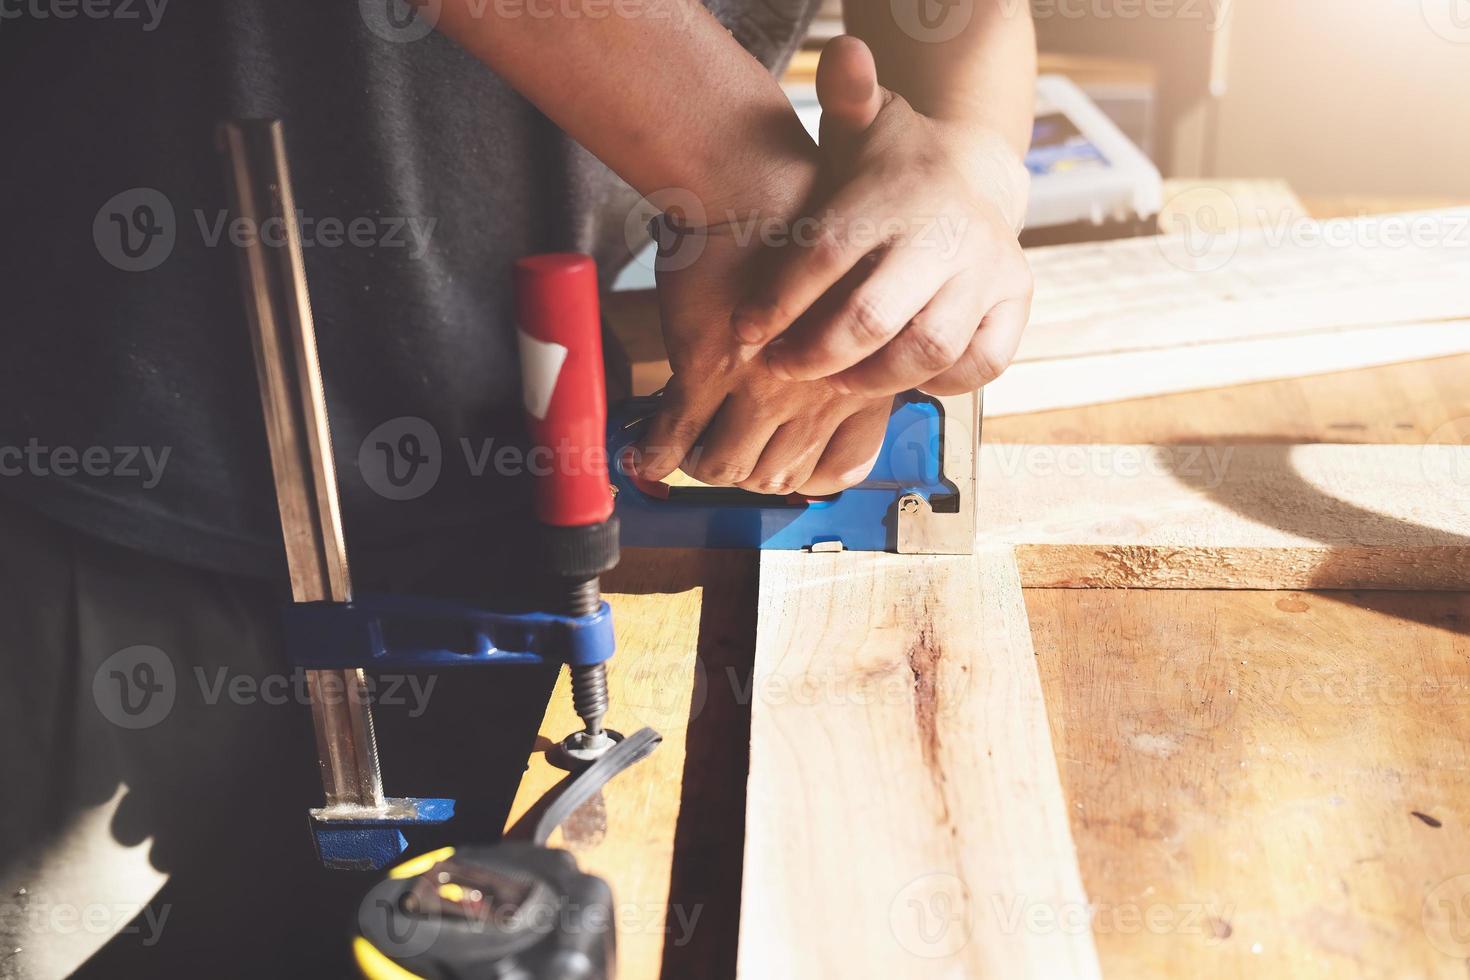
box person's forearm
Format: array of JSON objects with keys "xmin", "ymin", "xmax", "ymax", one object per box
[
  {"xmin": 433, "ymin": 0, "xmax": 817, "ymax": 217},
  {"xmin": 844, "ymin": 0, "xmax": 1036, "ymax": 158}
]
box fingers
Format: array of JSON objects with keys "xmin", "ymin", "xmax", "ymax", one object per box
[
  {"xmin": 830, "ymin": 269, "xmax": 1031, "ymax": 396},
  {"xmin": 728, "ymin": 178, "xmax": 884, "ymax": 347},
  {"xmin": 816, "ymin": 35, "xmax": 883, "ymax": 141},
  {"xmin": 738, "ymin": 416, "xmax": 842, "ymax": 495},
  {"xmin": 799, "ymin": 401, "xmax": 892, "ymax": 495},
  {"xmin": 920, "ymin": 295, "xmax": 1033, "ymax": 395},
  {"xmin": 825, "ymin": 277, "xmax": 980, "ymax": 396},
  {"xmin": 635, "ymin": 374, "xmax": 725, "ymax": 482},
  {"xmin": 682, "ymin": 395, "xmax": 783, "ymax": 486},
  {"xmin": 764, "ymin": 246, "xmax": 954, "ymax": 382}
]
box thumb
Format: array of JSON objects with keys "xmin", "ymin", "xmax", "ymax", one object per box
[{"xmin": 816, "ymin": 35, "xmax": 883, "ymax": 142}]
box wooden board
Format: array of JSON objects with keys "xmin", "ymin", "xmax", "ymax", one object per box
[
  {"xmin": 1018, "ymin": 209, "xmax": 1470, "ymax": 362},
  {"xmin": 1031, "ymin": 587, "xmax": 1470, "ymax": 978},
  {"xmin": 985, "ymin": 321, "xmax": 1470, "ymax": 417},
  {"xmin": 982, "ymin": 353, "xmax": 1470, "ymax": 447},
  {"xmin": 504, "ymin": 548, "xmax": 758, "ymax": 980},
  {"xmin": 981, "ymin": 443, "xmax": 1470, "ymax": 590},
  {"xmin": 739, "ymin": 549, "xmax": 1101, "ymax": 979}
]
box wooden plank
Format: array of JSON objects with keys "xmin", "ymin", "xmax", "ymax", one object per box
[
  {"xmin": 1020, "ymin": 208, "xmax": 1470, "ymax": 362},
  {"xmin": 739, "ymin": 549, "xmax": 1100, "ymax": 979},
  {"xmin": 982, "ymin": 354, "xmax": 1470, "ymax": 447},
  {"xmin": 504, "ymin": 548, "xmax": 758, "ymax": 980},
  {"xmin": 985, "ymin": 320, "xmax": 1470, "ymax": 417},
  {"xmin": 988, "ymin": 302, "xmax": 1470, "ymax": 977},
  {"xmin": 1030, "ymin": 586, "xmax": 1470, "ymax": 978},
  {"xmin": 981, "ymin": 444, "xmax": 1470, "ymax": 590}
]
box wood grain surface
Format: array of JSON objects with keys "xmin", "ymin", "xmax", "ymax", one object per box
[
  {"xmin": 981, "ymin": 443, "xmax": 1470, "ymax": 589},
  {"xmin": 524, "ymin": 191, "xmax": 1470, "ymax": 979},
  {"xmin": 1001, "ymin": 356, "xmax": 1470, "ymax": 978},
  {"xmin": 740, "ymin": 550, "xmax": 1100, "ymax": 979}
]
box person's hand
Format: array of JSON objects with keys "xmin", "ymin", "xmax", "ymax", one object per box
[
  {"xmin": 634, "ymin": 214, "xmax": 894, "ymax": 496},
  {"xmin": 730, "ymin": 35, "xmax": 1033, "ymax": 397}
]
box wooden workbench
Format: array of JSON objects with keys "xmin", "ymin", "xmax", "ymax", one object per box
[{"xmin": 508, "ymin": 199, "xmax": 1470, "ymax": 978}]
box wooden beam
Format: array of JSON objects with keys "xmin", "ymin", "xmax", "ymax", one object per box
[
  {"xmin": 739, "ymin": 549, "xmax": 1100, "ymax": 978},
  {"xmin": 982, "ymin": 444, "xmax": 1470, "ymax": 590},
  {"xmin": 1018, "ymin": 209, "xmax": 1470, "ymax": 363},
  {"xmin": 986, "ymin": 320, "xmax": 1470, "ymax": 417}
]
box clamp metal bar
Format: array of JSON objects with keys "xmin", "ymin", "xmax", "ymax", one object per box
[{"xmin": 218, "ymin": 119, "xmax": 385, "ymax": 810}]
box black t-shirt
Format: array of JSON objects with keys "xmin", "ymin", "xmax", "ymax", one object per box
[{"xmin": 0, "ymin": 0, "xmax": 815, "ymax": 578}]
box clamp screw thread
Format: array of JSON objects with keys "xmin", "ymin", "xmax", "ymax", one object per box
[{"xmin": 571, "ymin": 663, "xmax": 609, "ymax": 737}]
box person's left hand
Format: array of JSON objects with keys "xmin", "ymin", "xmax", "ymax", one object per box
[{"xmin": 730, "ymin": 35, "xmax": 1034, "ymax": 397}]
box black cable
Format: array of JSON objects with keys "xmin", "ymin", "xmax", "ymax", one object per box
[{"xmin": 532, "ymin": 727, "xmax": 662, "ymax": 847}]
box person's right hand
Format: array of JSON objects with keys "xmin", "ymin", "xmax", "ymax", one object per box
[{"xmin": 634, "ymin": 210, "xmax": 894, "ymax": 496}]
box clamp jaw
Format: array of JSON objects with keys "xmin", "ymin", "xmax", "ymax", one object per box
[{"xmin": 609, "ymin": 389, "xmax": 982, "ymax": 555}]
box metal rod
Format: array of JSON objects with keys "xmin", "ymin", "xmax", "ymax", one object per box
[{"xmin": 219, "ymin": 119, "xmax": 385, "ymax": 809}]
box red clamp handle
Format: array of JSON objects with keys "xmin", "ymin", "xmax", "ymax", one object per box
[{"xmin": 514, "ymin": 253, "xmax": 613, "ymax": 528}]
